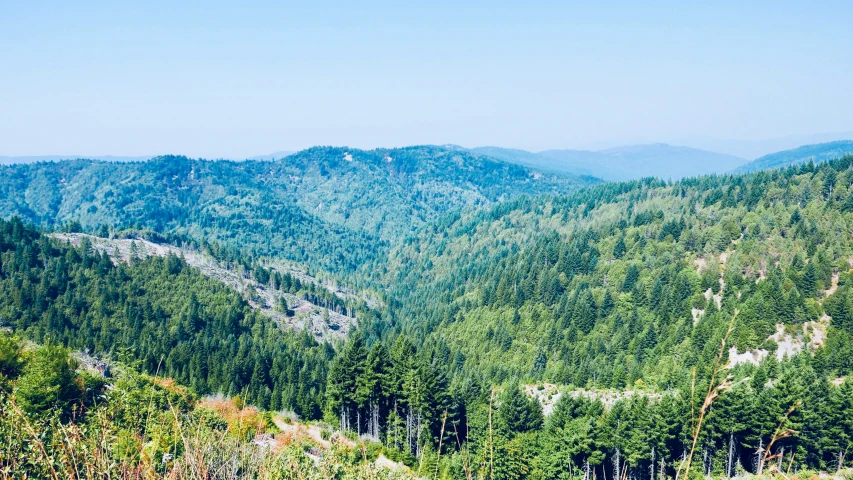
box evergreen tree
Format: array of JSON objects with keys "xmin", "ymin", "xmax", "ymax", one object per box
[
  {"xmin": 498, "ymin": 383, "xmax": 543, "ymax": 436},
  {"xmin": 613, "ymin": 237, "xmax": 627, "ymax": 259},
  {"xmin": 15, "ymin": 343, "xmax": 80, "ymax": 417}
]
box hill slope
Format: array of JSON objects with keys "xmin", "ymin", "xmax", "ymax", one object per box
[
  {"xmin": 385, "ymin": 157, "xmax": 853, "ymax": 386},
  {"xmin": 0, "ymin": 146, "xmax": 594, "ymax": 275},
  {"xmin": 49, "ymin": 232, "xmax": 359, "ymax": 341},
  {"xmin": 733, "ymin": 140, "xmax": 853, "ymax": 173},
  {"xmin": 0, "ymin": 218, "xmax": 330, "ymax": 416}
]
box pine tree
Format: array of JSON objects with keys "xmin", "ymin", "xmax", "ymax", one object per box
[
  {"xmin": 842, "ymin": 191, "xmax": 853, "ymax": 212},
  {"xmin": 16, "ymin": 343, "xmax": 81, "ymax": 417},
  {"xmin": 531, "ymin": 349, "xmax": 547, "ymax": 378},
  {"xmin": 325, "ymin": 333, "xmax": 368, "ymax": 427},
  {"xmin": 623, "ymin": 265, "xmax": 640, "ymax": 292},
  {"xmin": 613, "ymin": 236, "xmax": 627, "ymax": 259},
  {"xmin": 0, "ymin": 332, "xmax": 23, "ymax": 386},
  {"xmin": 600, "ymin": 290, "xmax": 615, "ymax": 318},
  {"xmin": 498, "ymin": 383, "xmax": 543, "ymax": 436},
  {"xmin": 801, "ymin": 261, "xmax": 818, "ymax": 298}
]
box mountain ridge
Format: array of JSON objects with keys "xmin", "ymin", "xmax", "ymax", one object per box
[
  {"xmin": 733, "ymin": 140, "xmax": 853, "ymax": 173},
  {"xmin": 11, "ymin": 138, "xmax": 850, "ymax": 179},
  {"xmin": 0, "ymin": 154, "xmax": 154, "ymax": 165},
  {"xmin": 0, "ymin": 145, "xmax": 594, "ymax": 276},
  {"xmin": 471, "ymin": 143, "xmax": 748, "ymax": 181}
]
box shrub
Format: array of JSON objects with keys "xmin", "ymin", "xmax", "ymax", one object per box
[{"xmin": 15, "ymin": 343, "xmax": 80, "ymax": 418}]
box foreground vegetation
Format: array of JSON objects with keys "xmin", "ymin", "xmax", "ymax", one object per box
[
  {"xmin": 1, "ymin": 332, "xmax": 852, "ymax": 479},
  {"xmin": 0, "ymin": 334, "xmax": 416, "ymax": 479}
]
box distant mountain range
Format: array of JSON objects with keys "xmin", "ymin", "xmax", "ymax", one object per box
[
  {"xmin": 733, "ymin": 140, "xmax": 853, "ymax": 173},
  {"xmin": 470, "ymin": 144, "xmax": 747, "ymax": 181},
  {"xmin": 470, "ymin": 140, "xmax": 853, "ymax": 180},
  {"xmin": 247, "ymin": 151, "xmax": 295, "ymax": 161},
  {"xmin": 5, "ymin": 139, "xmax": 853, "ymax": 182},
  {"xmin": 671, "ymin": 130, "xmax": 853, "ymax": 159}
]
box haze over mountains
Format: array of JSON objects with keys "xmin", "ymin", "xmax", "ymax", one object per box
[
  {"xmin": 734, "ymin": 140, "xmax": 853, "ymax": 173},
  {"xmin": 674, "ymin": 130, "xmax": 853, "ymax": 160},
  {"xmin": 471, "ymin": 144, "xmax": 746, "ymax": 181},
  {"xmin": 471, "ymin": 140, "xmax": 853, "ymax": 181},
  {"xmin": 8, "ymin": 137, "xmax": 851, "ymax": 182},
  {"xmin": 5, "ymin": 139, "xmax": 851, "ymax": 280},
  {"xmin": 246, "ymin": 150, "xmax": 295, "ymax": 161}
]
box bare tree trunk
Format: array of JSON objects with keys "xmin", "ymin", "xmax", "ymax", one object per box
[
  {"xmin": 489, "ymin": 387, "xmax": 495, "ymax": 480},
  {"xmin": 387, "ymin": 413, "xmax": 393, "ymax": 448},
  {"xmin": 650, "ymin": 447, "xmax": 656, "ymax": 480},
  {"xmin": 434, "ymin": 410, "xmax": 448, "ymax": 480},
  {"xmin": 416, "ymin": 411, "xmax": 423, "ymax": 460},
  {"xmin": 726, "ymin": 432, "xmax": 735, "ymax": 479},
  {"xmin": 613, "ymin": 449, "xmax": 621, "ymax": 480},
  {"xmin": 406, "ymin": 405, "xmax": 413, "ymax": 453},
  {"xmin": 755, "ymin": 438, "xmax": 765, "ymax": 475}
]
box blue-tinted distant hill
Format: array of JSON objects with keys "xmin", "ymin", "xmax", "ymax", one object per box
[
  {"xmin": 247, "ymin": 151, "xmax": 295, "ymax": 161},
  {"xmin": 1, "ymin": 153, "xmax": 298, "ymax": 164},
  {"xmin": 732, "ymin": 140, "xmax": 853, "ymax": 173},
  {"xmin": 471, "ymin": 144, "xmax": 748, "ymax": 181},
  {"xmin": 0, "ymin": 155, "xmax": 152, "ymax": 165}
]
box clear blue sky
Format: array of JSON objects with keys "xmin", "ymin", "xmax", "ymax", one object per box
[{"xmin": 1, "ymin": 1, "xmax": 852, "ymax": 158}]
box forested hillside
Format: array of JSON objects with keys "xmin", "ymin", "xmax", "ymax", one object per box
[
  {"xmin": 334, "ymin": 155, "xmax": 853, "ymax": 477},
  {"xmin": 48, "ymin": 232, "xmax": 364, "ymax": 341},
  {"xmin": 734, "ymin": 140, "xmax": 853, "ymax": 173},
  {"xmin": 0, "ymin": 218, "xmax": 333, "ymax": 417},
  {"xmin": 385, "ymin": 156, "xmax": 853, "ymax": 386},
  {"xmin": 0, "ymin": 146, "xmax": 594, "ymax": 276}
]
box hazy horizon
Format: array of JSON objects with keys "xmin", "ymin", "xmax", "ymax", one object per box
[
  {"xmin": 2, "ymin": 2, "xmax": 852, "ymax": 158},
  {"xmin": 4, "ymin": 130, "xmax": 853, "ymax": 164}
]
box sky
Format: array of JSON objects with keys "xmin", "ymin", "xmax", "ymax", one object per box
[{"xmin": 1, "ymin": 1, "xmax": 852, "ymax": 159}]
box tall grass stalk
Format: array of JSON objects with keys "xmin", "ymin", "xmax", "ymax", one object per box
[{"xmin": 676, "ymin": 311, "xmax": 738, "ymax": 480}]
